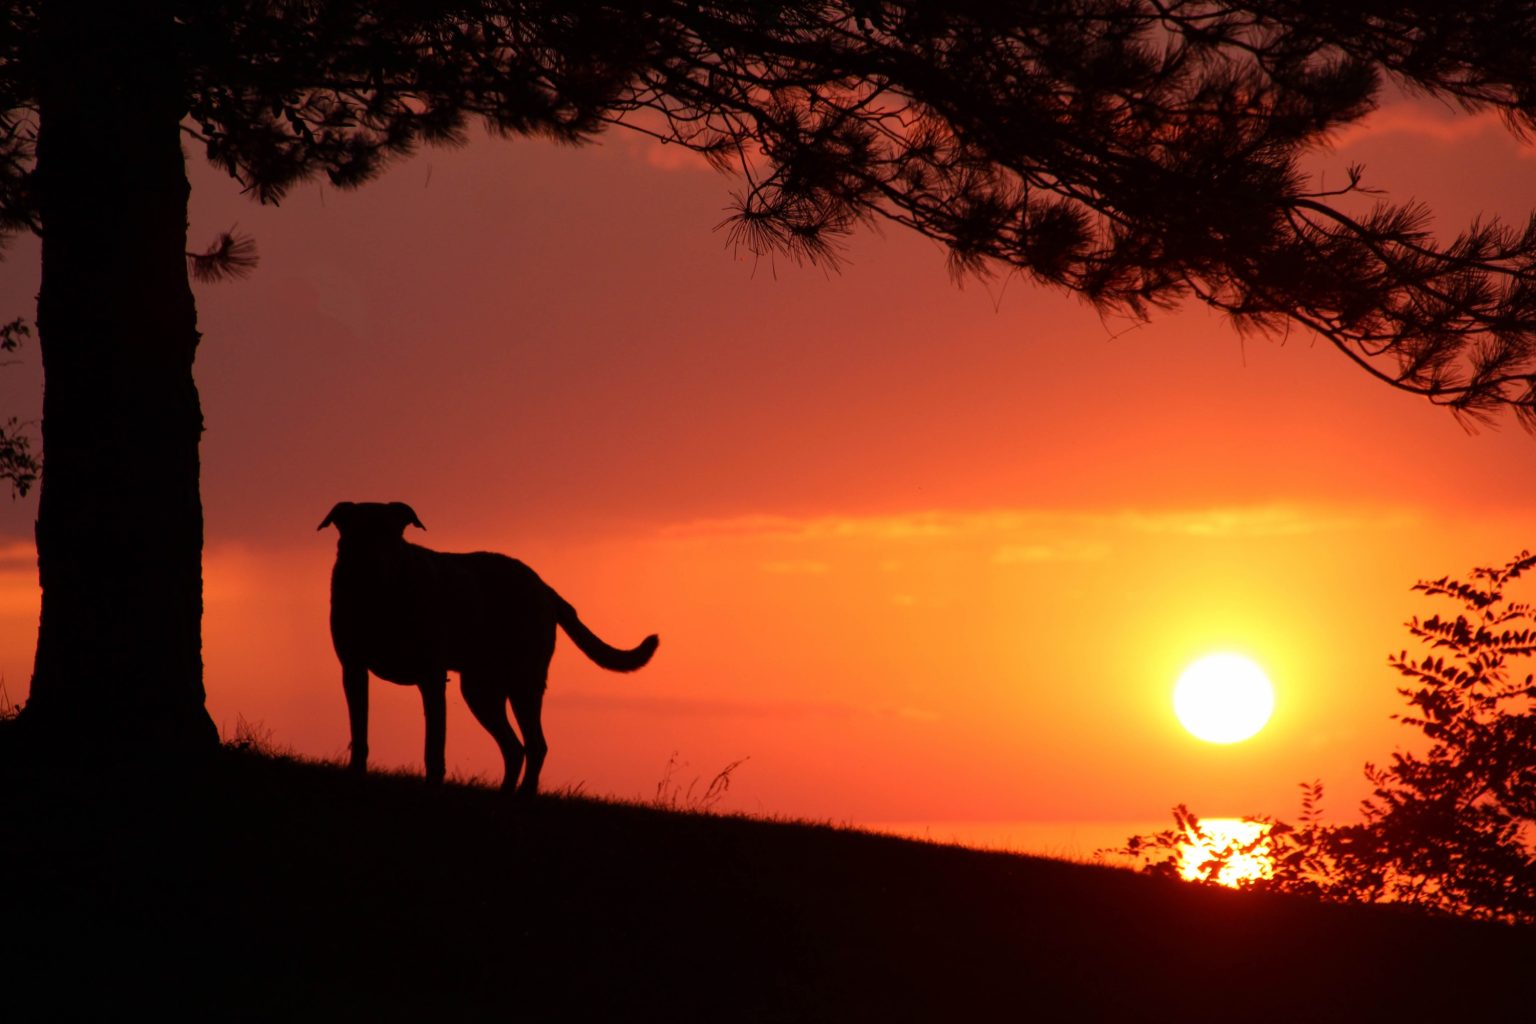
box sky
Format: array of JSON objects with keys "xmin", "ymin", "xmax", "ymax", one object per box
[{"xmin": 2, "ymin": 92, "xmax": 1535, "ymax": 838}]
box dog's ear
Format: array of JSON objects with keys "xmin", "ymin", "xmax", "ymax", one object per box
[
  {"xmin": 391, "ymin": 502, "xmax": 426, "ymax": 531},
  {"xmin": 317, "ymin": 502, "xmax": 353, "ymax": 531}
]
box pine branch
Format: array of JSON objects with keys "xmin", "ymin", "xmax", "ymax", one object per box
[{"xmin": 187, "ymin": 227, "xmax": 259, "ymax": 283}]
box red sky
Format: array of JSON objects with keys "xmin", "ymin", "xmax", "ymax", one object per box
[{"xmin": 2, "ymin": 95, "xmax": 1534, "ymax": 834}]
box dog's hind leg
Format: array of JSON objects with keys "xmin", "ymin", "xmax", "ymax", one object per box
[
  {"xmin": 461, "ymin": 672, "xmax": 524, "ymax": 793},
  {"xmin": 509, "ymin": 678, "xmax": 549, "ymax": 800},
  {"xmin": 420, "ymin": 677, "xmax": 447, "ymax": 784},
  {"xmin": 342, "ymin": 662, "xmax": 369, "ymax": 773}
]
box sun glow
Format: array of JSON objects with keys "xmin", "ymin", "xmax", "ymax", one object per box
[
  {"xmin": 1179, "ymin": 818, "xmax": 1274, "ymax": 887},
  {"xmin": 1172, "ymin": 653, "xmax": 1274, "ymax": 743}
]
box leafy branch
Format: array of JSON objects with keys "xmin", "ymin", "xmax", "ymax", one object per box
[
  {"xmin": 1119, "ymin": 551, "xmax": 1536, "ymax": 923},
  {"xmin": 0, "ymin": 316, "xmax": 36, "ymax": 498}
]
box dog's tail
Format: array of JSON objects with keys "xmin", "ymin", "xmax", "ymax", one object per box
[{"xmin": 556, "ymin": 600, "xmax": 658, "ymax": 672}]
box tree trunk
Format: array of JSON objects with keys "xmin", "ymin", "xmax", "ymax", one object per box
[{"xmin": 21, "ymin": 4, "xmax": 218, "ymax": 759}]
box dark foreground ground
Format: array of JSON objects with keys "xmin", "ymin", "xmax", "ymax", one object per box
[{"xmin": 4, "ymin": 745, "xmax": 1532, "ymax": 1022}]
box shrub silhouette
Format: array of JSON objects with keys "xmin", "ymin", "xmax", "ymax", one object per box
[{"xmin": 1122, "ymin": 551, "xmax": 1536, "ymax": 923}]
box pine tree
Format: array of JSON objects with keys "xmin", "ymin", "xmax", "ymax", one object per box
[{"xmin": 6, "ymin": 2, "xmax": 1536, "ymax": 758}]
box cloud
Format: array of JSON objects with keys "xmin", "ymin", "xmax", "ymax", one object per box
[
  {"xmin": 761, "ymin": 559, "xmax": 831, "ymax": 575},
  {"xmin": 639, "ymin": 139, "xmax": 716, "ymax": 173},
  {"xmin": 1115, "ymin": 505, "xmax": 1418, "ymax": 538},
  {"xmin": 0, "ymin": 540, "xmax": 34, "ymax": 571},
  {"xmin": 661, "ymin": 504, "xmax": 1416, "ymax": 545},
  {"xmin": 551, "ymin": 690, "xmax": 929, "ymax": 721},
  {"xmin": 993, "ymin": 541, "xmax": 1111, "ymax": 565},
  {"xmin": 662, "ymin": 510, "xmax": 1039, "ymax": 542},
  {"xmin": 605, "ymin": 110, "xmax": 719, "ymax": 174},
  {"xmin": 1327, "ymin": 104, "xmax": 1528, "ymax": 154},
  {"xmin": 0, "ymin": 541, "xmax": 36, "ymax": 617}
]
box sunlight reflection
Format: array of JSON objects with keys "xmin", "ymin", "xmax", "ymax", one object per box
[{"xmin": 1178, "ymin": 818, "xmax": 1273, "ymax": 888}]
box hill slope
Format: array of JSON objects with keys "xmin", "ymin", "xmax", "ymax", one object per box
[{"xmin": 4, "ymin": 748, "xmax": 1530, "ymax": 1021}]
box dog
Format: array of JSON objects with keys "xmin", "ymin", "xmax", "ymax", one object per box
[{"xmin": 318, "ymin": 501, "xmax": 658, "ymax": 796}]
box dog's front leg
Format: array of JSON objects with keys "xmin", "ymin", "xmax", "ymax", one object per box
[
  {"xmin": 420, "ymin": 677, "xmax": 447, "ymax": 784},
  {"xmin": 342, "ymin": 663, "xmax": 369, "ymax": 773}
]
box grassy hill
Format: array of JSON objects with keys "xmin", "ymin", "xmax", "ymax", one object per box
[{"xmin": 4, "ymin": 745, "xmax": 1531, "ymax": 1021}]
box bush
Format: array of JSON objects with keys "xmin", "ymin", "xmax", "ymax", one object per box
[{"xmin": 1121, "ymin": 551, "xmax": 1536, "ymax": 923}]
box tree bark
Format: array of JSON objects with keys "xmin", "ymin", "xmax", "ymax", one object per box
[{"xmin": 22, "ymin": 4, "xmax": 218, "ymax": 758}]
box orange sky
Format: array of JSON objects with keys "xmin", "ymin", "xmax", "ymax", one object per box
[{"xmin": 2, "ymin": 96, "xmax": 1534, "ymax": 833}]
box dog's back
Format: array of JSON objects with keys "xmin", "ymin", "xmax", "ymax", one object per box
[{"xmin": 332, "ymin": 539, "xmax": 559, "ymax": 684}]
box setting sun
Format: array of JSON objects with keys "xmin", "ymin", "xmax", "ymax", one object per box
[
  {"xmin": 9, "ymin": 8, "xmax": 1536, "ymax": 1019},
  {"xmin": 1179, "ymin": 819, "xmax": 1274, "ymax": 887},
  {"xmin": 1173, "ymin": 654, "xmax": 1275, "ymax": 744}
]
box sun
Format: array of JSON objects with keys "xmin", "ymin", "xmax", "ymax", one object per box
[{"xmin": 1173, "ymin": 653, "xmax": 1274, "ymax": 743}]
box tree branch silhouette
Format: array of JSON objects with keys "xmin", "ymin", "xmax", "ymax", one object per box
[
  {"xmin": 6, "ymin": 1, "xmax": 1536, "ymax": 754},
  {"xmin": 591, "ymin": 3, "xmax": 1536, "ymax": 426},
  {"xmin": 1121, "ymin": 551, "xmax": 1536, "ymax": 923},
  {"xmin": 9, "ymin": 5, "xmax": 1536, "ymax": 422},
  {"xmin": 186, "ymin": 227, "xmax": 259, "ymax": 283}
]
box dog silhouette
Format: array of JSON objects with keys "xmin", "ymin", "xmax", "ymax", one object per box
[{"xmin": 319, "ymin": 501, "xmax": 658, "ymax": 796}]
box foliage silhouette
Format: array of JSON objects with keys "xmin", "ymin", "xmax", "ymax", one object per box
[
  {"xmin": 0, "ymin": 317, "xmax": 37, "ymax": 498},
  {"xmin": 8, "ymin": 4, "xmax": 1536, "ymax": 753},
  {"xmin": 185, "ymin": 227, "xmax": 259, "ymax": 283},
  {"xmin": 1121, "ymin": 551, "xmax": 1536, "ymax": 923}
]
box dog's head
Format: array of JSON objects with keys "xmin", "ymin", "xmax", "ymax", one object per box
[{"xmin": 318, "ymin": 501, "xmax": 426, "ymax": 544}]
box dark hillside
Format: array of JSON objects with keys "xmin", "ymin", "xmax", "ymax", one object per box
[{"xmin": 4, "ymin": 748, "xmax": 1530, "ymax": 1021}]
